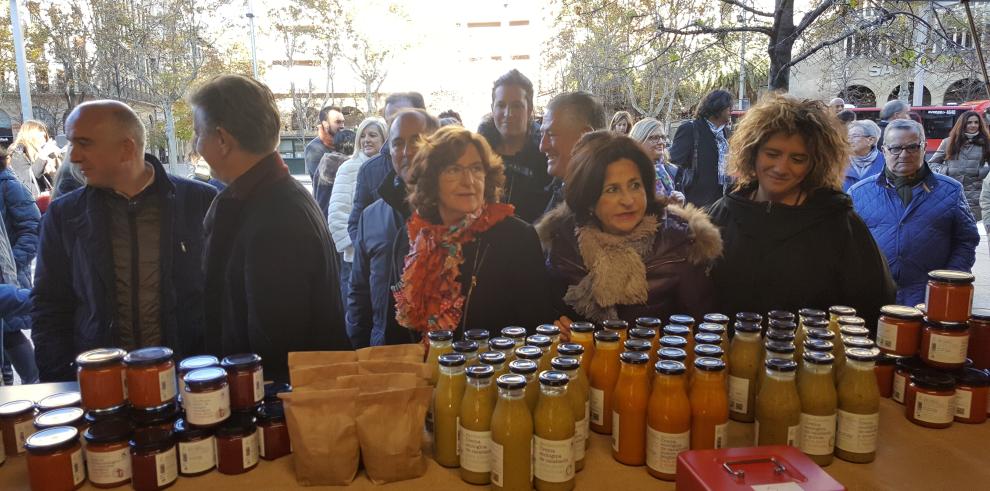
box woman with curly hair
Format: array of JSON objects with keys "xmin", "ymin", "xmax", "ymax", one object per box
[
  {"xmin": 393, "ymin": 126, "xmax": 555, "ymax": 339},
  {"xmin": 708, "ymin": 93, "xmax": 895, "ymax": 327}
]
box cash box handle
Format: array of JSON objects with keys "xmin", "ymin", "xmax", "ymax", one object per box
[{"xmin": 722, "ymin": 457, "xmax": 787, "ymax": 480}]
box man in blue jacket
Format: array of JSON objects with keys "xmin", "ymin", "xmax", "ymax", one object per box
[
  {"xmin": 850, "ymin": 119, "xmax": 979, "ymax": 306},
  {"xmin": 32, "ymin": 101, "xmax": 217, "ymax": 382}
]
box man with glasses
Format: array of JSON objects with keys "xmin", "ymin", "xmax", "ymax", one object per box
[{"xmin": 849, "ymin": 119, "xmax": 978, "ymax": 305}]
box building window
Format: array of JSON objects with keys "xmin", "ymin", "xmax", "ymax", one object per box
[
  {"xmin": 467, "ymin": 21, "xmax": 500, "ymax": 28},
  {"xmin": 511, "ymin": 55, "xmax": 530, "ymax": 60},
  {"xmin": 509, "ymin": 20, "xmax": 529, "ymax": 26}
]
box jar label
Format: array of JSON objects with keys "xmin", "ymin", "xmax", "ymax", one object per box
[
  {"xmin": 179, "ymin": 436, "xmax": 216, "ymax": 475},
  {"xmin": 835, "ymin": 410, "xmax": 878, "ymax": 454},
  {"xmin": 714, "ymin": 422, "xmax": 727, "ymax": 449},
  {"xmin": 159, "ymin": 366, "xmax": 178, "ymax": 402},
  {"xmin": 611, "ymin": 411, "xmax": 620, "ymax": 452},
  {"xmin": 71, "ymin": 447, "xmax": 85, "ymax": 485},
  {"xmin": 573, "ymin": 416, "xmax": 586, "ymax": 462},
  {"xmin": 242, "ymin": 430, "xmax": 259, "ymax": 469},
  {"xmin": 954, "ymin": 389, "xmax": 973, "ymax": 419},
  {"xmin": 728, "ymin": 375, "xmax": 750, "ymax": 414},
  {"xmin": 646, "ymin": 427, "xmax": 688, "ymax": 475},
  {"xmin": 892, "ymin": 373, "xmax": 906, "ymax": 403},
  {"xmin": 458, "ymin": 426, "xmax": 491, "ymax": 473},
  {"xmin": 155, "ymin": 447, "xmax": 178, "ymax": 486},
  {"xmin": 913, "ymin": 391, "xmax": 955, "ymax": 424},
  {"xmin": 259, "ymin": 425, "xmax": 266, "ymax": 458},
  {"xmin": 491, "ymin": 440, "xmax": 504, "ymax": 487},
  {"xmin": 876, "ymin": 320, "xmax": 898, "ymax": 351},
  {"xmin": 928, "ymin": 332, "xmax": 969, "ymax": 364},
  {"xmin": 14, "ymin": 418, "xmax": 34, "ymax": 453},
  {"xmin": 533, "ymin": 436, "xmax": 574, "ymax": 483},
  {"xmin": 787, "ymin": 424, "xmax": 800, "ymax": 447},
  {"xmin": 253, "ymin": 368, "xmax": 265, "ymax": 403},
  {"xmin": 184, "ymin": 385, "xmax": 231, "ymax": 425},
  {"xmin": 589, "ymin": 388, "xmax": 604, "ymax": 426},
  {"xmin": 799, "ymin": 412, "xmax": 836, "ymax": 456},
  {"xmin": 86, "ymin": 446, "xmax": 131, "ymax": 484}
]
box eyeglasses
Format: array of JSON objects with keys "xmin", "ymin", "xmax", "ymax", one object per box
[
  {"xmin": 848, "ymin": 133, "xmax": 870, "ymax": 140},
  {"xmin": 885, "ymin": 143, "xmax": 923, "ymax": 155},
  {"xmin": 441, "ymin": 163, "xmax": 486, "ymax": 180},
  {"xmin": 646, "ymin": 135, "xmax": 667, "ymax": 145}
]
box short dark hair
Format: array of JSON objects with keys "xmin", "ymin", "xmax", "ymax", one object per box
[
  {"xmin": 319, "ymin": 106, "xmax": 343, "ymax": 123},
  {"xmin": 837, "ymin": 109, "xmax": 856, "ymax": 123},
  {"xmin": 880, "ymin": 99, "xmax": 909, "ymax": 120},
  {"xmin": 385, "ymin": 92, "xmax": 426, "ymax": 110},
  {"xmin": 189, "ymin": 74, "xmax": 280, "ymax": 154},
  {"xmin": 438, "ymin": 109, "xmax": 462, "ymax": 122},
  {"xmin": 695, "ymin": 90, "xmax": 734, "ymax": 120},
  {"xmin": 334, "ymin": 128, "xmax": 356, "ymax": 155},
  {"xmin": 546, "ymin": 91, "xmax": 607, "ymax": 130},
  {"xmin": 492, "ymin": 69, "xmax": 534, "ymax": 112},
  {"xmin": 565, "ymin": 130, "xmax": 663, "ymax": 225}
]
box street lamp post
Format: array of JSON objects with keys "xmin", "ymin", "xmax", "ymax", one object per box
[
  {"xmin": 246, "ymin": 1, "xmax": 259, "ymax": 79},
  {"xmin": 9, "ymin": 0, "xmax": 33, "ymax": 123},
  {"xmin": 737, "ymin": 13, "xmax": 747, "ymax": 110}
]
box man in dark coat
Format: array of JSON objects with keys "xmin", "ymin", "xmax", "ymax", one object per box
[
  {"xmin": 32, "ymin": 100, "xmax": 217, "ymax": 382},
  {"xmin": 668, "ymin": 89, "xmax": 734, "ymax": 208},
  {"xmin": 191, "ymin": 75, "xmax": 350, "ymax": 383},
  {"xmin": 539, "ymin": 91, "xmax": 607, "ymax": 213},
  {"xmin": 304, "ymin": 105, "xmax": 345, "ymax": 180}
]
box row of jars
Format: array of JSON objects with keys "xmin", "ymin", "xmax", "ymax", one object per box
[{"xmin": 880, "ymin": 355, "xmax": 990, "ymax": 428}]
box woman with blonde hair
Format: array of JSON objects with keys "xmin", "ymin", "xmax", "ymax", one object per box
[
  {"xmin": 708, "ymin": 93, "xmax": 895, "ymax": 326},
  {"xmin": 610, "ymin": 110, "xmax": 633, "ymax": 135},
  {"xmin": 629, "ymin": 118, "xmax": 683, "ymax": 202},
  {"xmin": 9, "ymin": 120, "xmax": 58, "ymax": 197}
]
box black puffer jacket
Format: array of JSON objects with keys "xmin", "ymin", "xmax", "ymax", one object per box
[
  {"xmin": 930, "ymin": 137, "xmax": 989, "ymax": 220},
  {"xmin": 478, "ymin": 118, "xmax": 552, "ymax": 223}
]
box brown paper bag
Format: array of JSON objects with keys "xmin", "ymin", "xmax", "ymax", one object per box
[
  {"xmin": 357, "ymin": 360, "xmax": 431, "ymax": 380},
  {"xmin": 291, "ymin": 362, "xmax": 359, "ymax": 390},
  {"xmin": 355, "ymin": 344, "xmax": 426, "ymax": 363},
  {"xmin": 280, "ymin": 389, "xmax": 360, "ymax": 486},
  {"xmin": 355, "ymin": 386, "xmax": 433, "ymax": 484},
  {"xmin": 333, "ymin": 373, "xmax": 426, "ymax": 392},
  {"xmin": 288, "ymin": 351, "xmax": 357, "ymax": 368}
]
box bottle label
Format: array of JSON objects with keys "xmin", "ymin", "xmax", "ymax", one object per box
[
  {"xmin": 589, "ymin": 388, "xmax": 604, "ymax": 426},
  {"xmin": 799, "ymin": 413, "xmax": 836, "ymax": 456},
  {"xmin": 611, "ymin": 411, "xmax": 620, "ymax": 451},
  {"xmin": 728, "ymin": 375, "xmax": 750, "ymax": 414},
  {"xmin": 913, "ymin": 392, "xmax": 954, "ymax": 424},
  {"xmin": 71, "ymin": 447, "xmax": 85, "ymax": 485},
  {"xmin": 573, "ymin": 417, "xmax": 587, "ymax": 462},
  {"xmin": 184, "ymin": 386, "xmax": 231, "ymax": 425},
  {"xmin": 892, "ymin": 373, "xmax": 906, "ymax": 403},
  {"xmin": 458, "ymin": 426, "xmax": 491, "ymax": 473},
  {"xmin": 259, "ymin": 426, "xmax": 266, "ymax": 458},
  {"xmin": 155, "ymin": 447, "xmax": 178, "ymax": 486},
  {"xmin": 786, "ymin": 424, "xmax": 800, "ymax": 447},
  {"xmin": 927, "ymin": 332, "xmax": 969, "ymax": 364},
  {"xmin": 87, "ymin": 446, "xmax": 132, "ymax": 484},
  {"xmin": 491, "ymin": 440, "xmax": 504, "ymax": 487},
  {"xmin": 253, "ymin": 367, "xmax": 265, "ymax": 403},
  {"xmin": 876, "ymin": 320, "xmax": 898, "ymax": 351},
  {"xmin": 954, "ymin": 389, "xmax": 973, "ymax": 419},
  {"xmin": 179, "ymin": 436, "xmax": 216, "ymax": 475},
  {"xmin": 455, "ymin": 417, "xmax": 461, "ymax": 456},
  {"xmin": 714, "ymin": 422, "xmax": 728, "ymax": 449},
  {"xmin": 646, "ymin": 427, "xmax": 689, "ymax": 475},
  {"xmin": 14, "ymin": 418, "xmax": 34, "ymax": 453},
  {"xmin": 835, "ymin": 410, "xmax": 878, "ymax": 454},
  {"xmin": 533, "ymin": 436, "xmax": 574, "ymax": 483},
  {"xmin": 159, "ymin": 365, "xmax": 178, "ymax": 402}
]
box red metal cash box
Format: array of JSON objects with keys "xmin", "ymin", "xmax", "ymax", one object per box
[{"xmin": 676, "ymin": 445, "xmax": 845, "ymax": 491}]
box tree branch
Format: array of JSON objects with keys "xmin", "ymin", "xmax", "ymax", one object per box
[
  {"xmin": 720, "ymin": 0, "xmax": 774, "ymax": 18},
  {"xmin": 657, "ymin": 23, "xmax": 773, "ymax": 37},
  {"xmin": 795, "ymin": 0, "xmax": 837, "ymax": 34},
  {"xmin": 778, "ymin": 10, "xmax": 895, "ymax": 76}
]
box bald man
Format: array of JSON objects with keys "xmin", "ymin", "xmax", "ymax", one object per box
[{"xmin": 31, "ymin": 100, "xmax": 218, "ymax": 382}]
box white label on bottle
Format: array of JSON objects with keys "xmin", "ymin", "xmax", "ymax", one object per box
[
  {"xmin": 14, "ymin": 419, "xmax": 34, "ymax": 453},
  {"xmin": 584, "ymin": 401, "xmax": 590, "ymax": 440},
  {"xmin": 892, "ymin": 373, "xmax": 906, "ymax": 403},
  {"xmin": 954, "ymin": 389, "xmax": 973, "ymax": 419},
  {"xmin": 835, "ymin": 410, "xmax": 878, "ymax": 454},
  {"xmin": 455, "ymin": 417, "xmax": 461, "ymax": 456},
  {"xmin": 799, "ymin": 413, "xmax": 836, "ymax": 456},
  {"xmin": 121, "ymin": 369, "xmax": 129, "ymax": 399},
  {"xmin": 533, "ymin": 436, "xmax": 574, "ymax": 483},
  {"xmin": 573, "ymin": 416, "xmax": 587, "ymax": 462},
  {"xmin": 646, "ymin": 427, "xmax": 689, "ymax": 475},
  {"xmin": 70, "ymin": 447, "xmax": 85, "ymax": 485},
  {"xmin": 86, "ymin": 447, "xmax": 131, "ymax": 484},
  {"xmin": 155, "ymin": 447, "xmax": 178, "ymax": 486},
  {"xmin": 714, "ymin": 422, "xmax": 728, "ymax": 449},
  {"xmin": 259, "ymin": 425, "xmax": 266, "ymax": 458},
  {"xmin": 728, "ymin": 375, "xmax": 750, "ymax": 414},
  {"xmin": 159, "ymin": 366, "xmax": 178, "ymax": 402},
  {"xmin": 876, "ymin": 320, "xmax": 898, "ymax": 351},
  {"xmin": 913, "ymin": 392, "xmax": 955, "ymax": 424},
  {"xmin": 179, "ymin": 436, "xmax": 216, "ymax": 475},
  {"xmin": 589, "ymin": 388, "xmax": 604, "ymax": 426},
  {"xmin": 242, "ymin": 430, "xmax": 259, "ymax": 469},
  {"xmin": 612, "ymin": 411, "xmax": 620, "ymax": 452},
  {"xmin": 786, "ymin": 424, "xmax": 800, "ymax": 447},
  {"xmin": 927, "ymin": 333, "xmax": 969, "ymax": 364},
  {"xmin": 458, "ymin": 426, "xmax": 491, "ymax": 473},
  {"xmin": 253, "ymin": 368, "xmax": 265, "ymax": 403},
  {"xmin": 184, "ymin": 386, "xmax": 231, "ymax": 426},
  {"xmin": 491, "ymin": 440, "xmax": 504, "ymax": 487}
]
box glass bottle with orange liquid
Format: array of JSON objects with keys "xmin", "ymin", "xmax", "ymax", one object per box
[
  {"xmin": 489, "ymin": 337, "xmax": 516, "ymax": 365},
  {"xmin": 556, "ymin": 344, "xmax": 590, "ymax": 452},
  {"xmin": 689, "ymin": 357, "xmax": 729, "ymax": 450},
  {"xmin": 434, "ymin": 353, "xmax": 467, "ymax": 467},
  {"xmin": 629, "ymin": 328, "xmax": 658, "ymax": 366},
  {"xmin": 589, "ymin": 330, "xmax": 622, "ymax": 434},
  {"xmin": 490, "ymin": 374, "xmax": 533, "ymax": 491},
  {"xmin": 501, "ymin": 326, "xmax": 528, "ymax": 350},
  {"xmin": 533, "ymin": 371, "xmax": 575, "ymax": 491},
  {"xmin": 508, "ymin": 359, "xmax": 539, "ymax": 413},
  {"xmin": 464, "ymin": 329, "xmax": 491, "ymax": 354},
  {"xmin": 612, "ymin": 351, "xmax": 651, "ymax": 466},
  {"xmin": 668, "ymin": 315, "xmax": 696, "ymax": 333},
  {"xmin": 602, "ymin": 319, "xmax": 629, "ymax": 345},
  {"xmin": 728, "ymin": 321, "xmax": 762, "ymax": 423},
  {"xmin": 459, "ymin": 365, "xmax": 496, "ymax": 484},
  {"xmin": 537, "ymin": 324, "xmax": 562, "ymax": 360},
  {"xmin": 569, "ymin": 323, "xmax": 596, "ymax": 376},
  {"xmin": 551, "ymin": 357, "xmax": 587, "ymax": 472},
  {"xmin": 514, "ymin": 346, "xmax": 545, "ymax": 378},
  {"xmin": 426, "ymin": 330, "xmax": 454, "ymax": 386},
  {"xmin": 527, "ymin": 335, "xmax": 554, "ymax": 373},
  {"xmin": 453, "ymin": 340, "xmax": 480, "ymax": 367},
  {"xmin": 647, "ymin": 360, "xmax": 691, "ymax": 481}
]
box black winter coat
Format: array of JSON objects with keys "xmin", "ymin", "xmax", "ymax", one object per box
[
  {"xmin": 668, "ymin": 118, "xmax": 728, "ymax": 208},
  {"xmin": 708, "ymin": 185, "xmax": 896, "ymax": 331},
  {"xmin": 478, "ymin": 118, "xmax": 552, "ymax": 223}
]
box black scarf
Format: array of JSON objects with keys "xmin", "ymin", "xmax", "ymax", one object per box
[{"xmin": 884, "ymin": 164, "xmax": 929, "ymax": 206}]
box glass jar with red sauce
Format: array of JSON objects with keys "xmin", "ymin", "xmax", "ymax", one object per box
[
  {"xmin": 25, "ymin": 426, "xmax": 86, "ymax": 490},
  {"xmin": 905, "ymin": 371, "xmax": 956, "ymax": 429},
  {"xmin": 129, "ymin": 428, "xmax": 178, "ymax": 491},
  {"xmin": 182, "ymin": 367, "xmax": 230, "ymax": 427},
  {"xmin": 124, "ymin": 347, "xmax": 177, "ymax": 409},
  {"xmin": 876, "ymin": 305, "xmax": 924, "ymax": 356},
  {"xmin": 1, "ymin": 399, "xmax": 37, "ymax": 455},
  {"xmin": 216, "ymin": 413, "xmax": 259, "ymax": 475},
  {"xmin": 130, "ymin": 401, "xmax": 180, "ymax": 440},
  {"xmin": 77, "ymin": 348, "xmax": 128, "ymax": 411},
  {"xmin": 921, "ymin": 319, "xmax": 970, "ymax": 370},
  {"xmin": 37, "ymin": 392, "xmax": 82, "ymax": 413},
  {"xmin": 892, "ymin": 357, "xmax": 925, "ymax": 404},
  {"xmin": 177, "ymin": 355, "xmax": 219, "ymax": 404},
  {"xmin": 925, "ymin": 270, "xmax": 975, "ymax": 323},
  {"xmin": 84, "ymin": 417, "xmax": 134, "ymax": 488},
  {"xmin": 874, "ymin": 353, "xmax": 898, "ymax": 399},
  {"xmin": 968, "ymin": 309, "xmax": 990, "ymax": 370},
  {"xmin": 34, "ymin": 407, "xmax": 87, "ymax": 450},
  {"xmin": 221, "ymin": 354, "xmax": 264, "ymax": 411},
  {"xmin": 953, "ymin": 368, "xmax": 989, "ymax": 424},
  {"xmin": 256, "ymin": 402, "xmax": 291, "ymax": 460},
  {"xmin": 174, "ymin": 418, "xmax": 216, "ymax": 477},
  {"xmin": 85, "ymin": 404, "xmax": 130, "ymax": 426}
]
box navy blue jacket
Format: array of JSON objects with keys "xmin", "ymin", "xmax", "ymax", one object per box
[
  {"xmin": 0, "ymin": 167, "xmax": 40, "ymax": 288},
  {"xmin": 31, "ymin": 155, "xmax": 217, "ymax": 382},
  {"xmin": 347, "ymin": 145, "xmax": 392, "ymax": 243},
  {"xmin": 850, "ymin": 166, "xmax": 979, "ymax": 305}
]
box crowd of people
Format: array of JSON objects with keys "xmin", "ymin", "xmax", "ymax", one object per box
[{"xmin": 0, "ymin": 69, "xmax": 985, "ymax": 385}]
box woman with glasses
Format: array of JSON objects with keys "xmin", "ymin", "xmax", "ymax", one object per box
[
  {"xmin": 844, "ymin": 120, "xmax": 885, "ymax": 191},
  {"xmin": 394, "ymin": 126, "xmax": 555, "ymax": 339},
  {"xmin": 708, "ymin": 93, "xmax": 895, "ymax": 328},
  {"xmin": 629, "ymin": 118, "xmax": 685, "ymax": 203}
]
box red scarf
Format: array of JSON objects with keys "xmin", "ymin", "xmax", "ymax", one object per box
[{"xmin": 394, "ymin": 203, "xmax": 514, "ymax": 335}]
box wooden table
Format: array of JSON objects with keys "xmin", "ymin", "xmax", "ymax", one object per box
[{"xmin": 2, "ymin": 382, "xmax": 987, "ymax": 490}]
